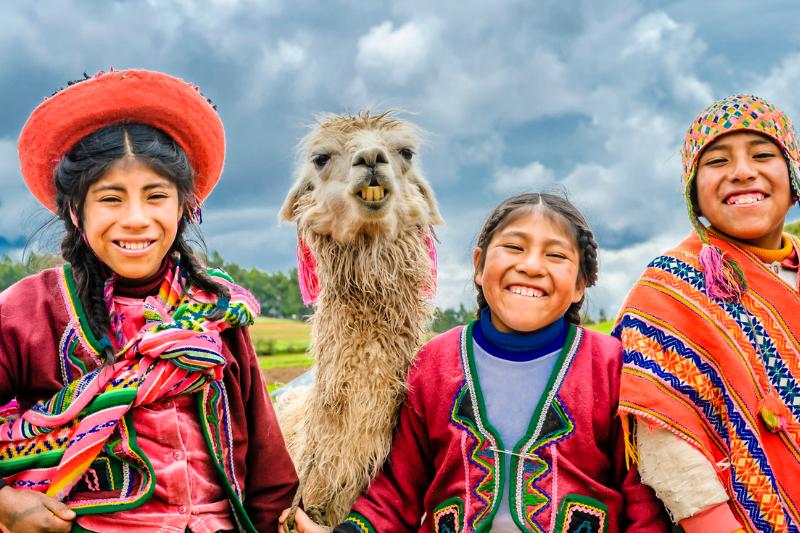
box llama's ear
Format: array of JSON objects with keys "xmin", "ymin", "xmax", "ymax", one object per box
[
  {"xmin": 413, "ymin": 176, "xmax": 444, "ymax": 226},
  {"xmin": 279, "ymin": 180, "xmax": 313, "ymax": 222}
]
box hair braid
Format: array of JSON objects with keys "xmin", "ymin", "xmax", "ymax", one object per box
[
  {"xmin": 60, "ymin": 219, "xmax": 116, "ymax": 362},
  {"xmin": 171, "ymin": 231, "xmax": 230, "ymax": 301},
  {"xmin": 565, "ymin": 226, "xmax": 599, "ymax": 325}
]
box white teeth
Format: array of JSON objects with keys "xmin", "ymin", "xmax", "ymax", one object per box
[
  {"xmin": 728, "ymin": 194, "xmax": 764, "ymax": 205},
  {"xmin": 510, "ymin": 286, "xmax": 543, "ymax": 298},
  {"xmin": 118, "ymin": 241, "xmax": 151, "ymax": 250}
]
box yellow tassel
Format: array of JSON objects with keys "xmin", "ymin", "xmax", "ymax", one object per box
[{"xmin": 620, "ymin": 414, "xmax": 639, "ymax": 468}]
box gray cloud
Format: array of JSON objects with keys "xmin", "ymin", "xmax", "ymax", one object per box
[{"xmin": 1, "ymin": 1, "xmax": 799, "ymax": 318}]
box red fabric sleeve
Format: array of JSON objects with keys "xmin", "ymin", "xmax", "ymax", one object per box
[
  {"xmin": 349, "ymin": 368, "xmax": 434, "ymax": 530},
  {"xmin": 226, "ymin": 326, "xmax": 298, "ymax": 533},
  {"xmin": 607, "ymin": 343, "xmax": 671, "ymax": 532},
  {"xmin": 0, "ymin": 307, "xmax": 14, "ymax": 406},
  {"xmin": 679, "ymin": 502, "xmax": 742, "ymax": 533}
]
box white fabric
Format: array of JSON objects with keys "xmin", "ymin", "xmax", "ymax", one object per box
[{"xmin": 636, "ymin": 423, "xmax": 729, "ymax": 522}]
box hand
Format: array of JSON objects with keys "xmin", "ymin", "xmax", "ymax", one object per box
[
  {"xmin": 279, "ymin": 507, "xmax": 328, "ymax": 533},
  {"xmin": 0, "ymin": 487, "xmax": 75, "ymax": 533}
]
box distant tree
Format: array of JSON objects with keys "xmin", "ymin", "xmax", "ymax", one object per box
[
  {"xmin": 430, "ymin": 303, "xmax": 475, "ymax": 333},
  {"xmin": 0, "ymin": 252, "xmax": 62, "ymax": 292},
  {"xmin": 208, "ymin": 250, "xmax": 312, "ymax": 319},
  {"xmin": 785, "ymin": 220, "xmax": 800, "ymax": 237}
]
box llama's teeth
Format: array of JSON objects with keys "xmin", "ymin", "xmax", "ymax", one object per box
[{"xmin": 366, "ymin": 188, "xmax": 374, "ymax": 201}]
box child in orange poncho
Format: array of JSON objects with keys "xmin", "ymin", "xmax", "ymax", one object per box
[{"xmin": 615, "ymin": 94, "xmax": 800, "ymax": 532}]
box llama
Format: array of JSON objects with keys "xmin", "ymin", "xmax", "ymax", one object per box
[{"xmin": 277, "ymin": 110, "xmax": 443, "ymax": 526}]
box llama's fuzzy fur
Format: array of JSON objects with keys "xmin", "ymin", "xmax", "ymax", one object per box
[{"xmin": 277, "ymin": 110, "xmax": 442, "ymax": 525}]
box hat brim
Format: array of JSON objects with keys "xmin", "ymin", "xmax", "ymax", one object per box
[{"xmin": 18, "ymin": 69, "xmax": 225, "ymax": 212}]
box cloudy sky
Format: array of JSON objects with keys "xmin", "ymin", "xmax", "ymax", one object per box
[{"xmin": 2, "ymin": 0, "xmax": 800, "ymax": 317}]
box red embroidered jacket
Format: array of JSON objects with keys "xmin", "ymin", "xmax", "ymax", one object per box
[
  {"xmin": 337, "ymin": 323, "xmax": 669, "ymax": 533},
  {"xmin": 0, "ymin": 266, "xmax": 298, "ymax": 533}
]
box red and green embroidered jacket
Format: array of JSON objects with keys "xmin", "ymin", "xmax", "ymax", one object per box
[
  {"xmin": 0, "ymin": 265, "xmax": 298, "ymax": 533},
  {"xmin": 337, "ymin": 323, "xmax": 669, "ymax": 533}
]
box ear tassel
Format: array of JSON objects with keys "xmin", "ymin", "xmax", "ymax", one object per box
[
  {"xmin": 297, "ymin": 238, "xmax": 320, "ymax": 306},
  {"xmin": 295, "ymin": 231, "xmax": 439, "ymax": 305},
  {"xmin": 424, "ymin": 230, "xmax": 438, "ymax": 300},
  {"xmin": 698, "ymin": 244, "xmax": 746, "ymax": 302}
]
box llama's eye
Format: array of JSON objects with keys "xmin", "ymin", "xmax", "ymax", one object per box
[
  {"xmin": 312, "ymin": 154, "xmax": 331, "ymax": 169},
  {"xmin": 399, "ymin": 148, "xmax": 414, "ymax": 161}
]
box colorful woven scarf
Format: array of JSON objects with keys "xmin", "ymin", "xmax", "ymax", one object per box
[
  {"xmin": 682, "ymin": 94, "xmax": 800, "ymax": 302},
  {"xmin": 616, "ymin": 232, "xmax": 800, "ymax": 532},
  {"xmin": 0, "ymin": 259, "xmax": 258, "ymax": 501}
]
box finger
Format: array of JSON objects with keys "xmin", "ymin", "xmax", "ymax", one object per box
[
  {"xmin": 43, "ymin": 514, "xmax": 74, "ymax": 533},
  {"xmin": 40, "ymin": 496, "xmax": 76, "ymax": 521},
  {"xmin": 279, "ymin": 508, "xmax": 290, "ymax": 522}
]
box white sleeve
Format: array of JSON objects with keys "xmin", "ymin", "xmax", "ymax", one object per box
[{"xmin": 636, "ymin": 422, "xmax": 729, "ymax": 522}]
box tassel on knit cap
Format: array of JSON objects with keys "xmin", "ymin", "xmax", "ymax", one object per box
[{"xmin": 682, "ymin": 94, "xmax": 800, "ymax": 302}]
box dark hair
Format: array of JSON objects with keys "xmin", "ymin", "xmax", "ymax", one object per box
[
  {"xmin": 55, "ymin": 123, "xmax": 228, "ymax": 361},
  {"xmin": 473, "ymin": 192, "xmax": 599, "ymax": 325}
]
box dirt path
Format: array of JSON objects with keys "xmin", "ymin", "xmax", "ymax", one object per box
[{"xmin": 263, "ymin": 366, "xmax": 309, "ymax": 387}]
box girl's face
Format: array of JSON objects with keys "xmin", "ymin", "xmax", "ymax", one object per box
[
  {"xmin": 82, "ymin": 159, "xmax": 182, "ymax": 280},
  {"xmin": 473, "ymin": 209, "xmax": 584, "ymax": 334},
  {"xmin": 696, "ymin": 131, "xmax": 792, "ymax": 249}
]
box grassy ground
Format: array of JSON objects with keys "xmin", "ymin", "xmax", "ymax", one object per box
[
  {"xmin": 250, "ymin": 317, "xmax": 310, "ymax": 355},
  {"xmin": 589, "ymin": 320, "xmax": 615, "ymax": 335},
  {"xmin": 255, "ymin": 317, "xmax": 617, "ymax": 390}
]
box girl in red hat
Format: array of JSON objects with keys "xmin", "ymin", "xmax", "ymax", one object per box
[{"xmin": 0, "ymin": 69, "xmax": 297, "ymax": 533}]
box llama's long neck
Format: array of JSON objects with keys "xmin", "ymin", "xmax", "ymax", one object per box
[
  {"xmin": 297, "ymin": 225, "xmax": 435, "ymax": 523},
  {"xmin": 307, "ymin": 227, "xmax": 434, "ymax": 392}
]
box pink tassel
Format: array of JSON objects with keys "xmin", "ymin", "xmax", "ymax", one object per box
[
  {"xmin": 0, "ymin": 399, "xmax": 19, "ymax": 420},
  {"xmin": 297, "ymin": 238, "xmax": 320, "ymax": 305},
  {"xmin": 424, "ymin": 231, "xmax": 438, "ymax": 300},
  {"xmin": 698, "ymin": 244, "xmax": 742, "ymax": 302}
]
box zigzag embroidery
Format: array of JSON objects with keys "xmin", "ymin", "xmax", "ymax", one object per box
[
  {"xmin": 620, "ymin": 315, "xmax": 793, "ymax": 532},
  {"xmin": 450, "ymin": 383, "xmax": 495, "ymax": 524},
  {"xmin": 650, "ymin": 255, "xmax": 800, "ymax": 421}
]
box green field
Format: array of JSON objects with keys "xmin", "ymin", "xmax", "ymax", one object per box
[
  {"xmin": 589, "ymin": 320, "xmax": 614, "ymax": 335},
  {"xmin": 254, "ymin": 317, "xmax": 616, "ymax": 369},
  {"xmin": 250, "ymin": 317, "xmax": 311, "ymax": 355},
  {"xmin": 257, "ymin": 317, "xmax": 618, "ymax": 392},
  {"xmin": 259, "ymin": 352, "xmax": 314, "ymax": 369}
]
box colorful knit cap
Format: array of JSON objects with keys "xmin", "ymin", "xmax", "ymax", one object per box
[{"xmin": 681, "ymin": 94, "xmax": 800, "ymax": 302}]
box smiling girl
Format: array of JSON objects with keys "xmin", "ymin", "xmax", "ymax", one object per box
[
  {"xmin": 284, "ymin": 193, "xmax": 668, "ymax": 533},
  {"xmin": 0, "ymin": 70, "xmax": 297, "ymax": 533},
  {"xmin": 615, "ymin": 94, "xmax": 800, "ymax": 532}
]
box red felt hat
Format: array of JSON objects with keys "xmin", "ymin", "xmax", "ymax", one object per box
[{"xmin": 18, "ymin": 69, "xmax": 225, "ymax": 212}]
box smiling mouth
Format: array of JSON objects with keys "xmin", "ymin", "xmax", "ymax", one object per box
[
  {"xmin": 509, "ymin": 285, "xmax": 545, "ymax": 298},
  {"xmin": 725, "ymin": 192, "xmax": 766, "ymax": 205},
  {"xmin": 114, "ymin": 240, "xmax": 154, "ymax": 251},
  {"xmin": 357, "ymin": 185, "xmax": 388, "ymax": 203}
]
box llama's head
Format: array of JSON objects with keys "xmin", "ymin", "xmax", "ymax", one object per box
[{"xmin": 280, "ymin": 110, "xmax": 443, "ymax": 242}]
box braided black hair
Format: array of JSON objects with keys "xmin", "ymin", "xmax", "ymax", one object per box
[
  {"xmin": 473, "ymin": 192, "xmax": 599, "ymax": 325},
  {"xmin": 56, "ymin": 123, "xmax": 228, "ymax": 361}
]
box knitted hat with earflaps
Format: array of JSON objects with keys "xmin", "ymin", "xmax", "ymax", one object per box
[{"xmin": 681, "ymin": 94, "xmax": 800, "ymax": 302}]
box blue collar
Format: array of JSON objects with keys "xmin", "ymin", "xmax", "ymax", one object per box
[{"xmin": 473, "ymin": 307, "xmax": 568, "ymax": 362}]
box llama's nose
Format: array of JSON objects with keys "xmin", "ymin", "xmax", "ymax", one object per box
[{"xmin": 352, "ymin": 147, "xmax": 389, "ymax": 171}]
